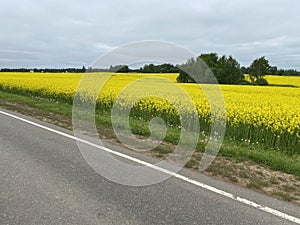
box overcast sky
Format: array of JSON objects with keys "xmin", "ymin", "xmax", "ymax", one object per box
[{"xmin": 1, "ymin": 0, "xmax": 300, "ymax": 69}]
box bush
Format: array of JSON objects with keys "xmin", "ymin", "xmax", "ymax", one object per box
[{"xmin": 254, "ymin": 78, "xmax": 269, "ymax": 86}]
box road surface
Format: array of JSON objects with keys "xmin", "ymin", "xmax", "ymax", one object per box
[{"xmin": 0, "ymin": 108, "xmax": 299, "ymax": 225}]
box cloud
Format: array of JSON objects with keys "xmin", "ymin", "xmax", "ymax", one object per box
[{"xmin": 0, "ymin": 0, "xmax": 299, "ymax": 69}]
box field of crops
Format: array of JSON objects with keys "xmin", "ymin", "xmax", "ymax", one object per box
[
  {"xmin": 245, "ymin": 75, "xmax": 300, "ymax": 87},
  {"xmin": 265, "ymin": 75, "xmax": 300, "ymax": 87},
  {"xmin": 0, "ymin": 72, "xmax": 299, "ymax": 154}
]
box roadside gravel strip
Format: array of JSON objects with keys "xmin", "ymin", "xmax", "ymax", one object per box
[{"xmin": 0, "ymin": 108, "xmax": 299, "ymax": 224}]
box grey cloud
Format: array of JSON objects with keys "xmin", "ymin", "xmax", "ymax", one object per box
[{"xmin": 0, "ymin": 0, "xmax": 299, "ymax": 69}]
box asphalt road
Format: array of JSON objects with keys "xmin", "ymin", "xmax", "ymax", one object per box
[{"xmin": 0, "ymin": 108, "xmax": 299, "ymax": 225}]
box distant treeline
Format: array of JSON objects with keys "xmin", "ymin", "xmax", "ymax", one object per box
[
  {"xmin": 101, "ymin": 64, "xmax": 180, "ymax": 73},
  {"xmin": 0, "ymin": 64, "xmax": 180, "ymax": 73},
  {"xmin": 103, "ymin": 61, "xmax": 300, "ymax": 76},
  {"xmin": 93, "ymin": 62, "xmax": 300, "ymax": 77},
  {"xmin": 0, "ymin": 67, "xmax": 86, "ymax": 73},
  {"xmin": 241, "ymin": 66, "xmax": 300, "ymax": 76},
  {"xmin": 1, "ymin": 58, "xmax": 299, "ymax": 78}
]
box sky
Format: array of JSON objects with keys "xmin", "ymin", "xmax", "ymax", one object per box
[{"xmin": 0, "ymin": 0, "xmax": 300, "ymax": 69}]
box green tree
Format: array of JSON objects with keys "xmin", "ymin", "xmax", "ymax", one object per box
[
  {"xmin": 198, "ymin": 53, "xmax": 218, "ymax": 73},
  {"xmin": 269, "ymin": 66, "xmax": 277, "ymax": 75},
  {"xmin": 109, "ymin": 65, "xmax": 129, "ymax": 72},
  {"xmin": 241, "ymin": 66, "xmax": 249, "ymax": 74},
  {"xmin": 177, "ymin": 53, "xmax": 244, "ymax": 84},
  {"xmin": 249, "ymin": 56, "xmax": 270, "ymax": 82},
  {"xmin": 142, "ymin": 64, "xmax": 156, "ymax": 73},
  {"xmin": 176, "ymin": 70, "xmax": 196, "ymax": 83},
  {"xmin": 177, "ymin": 55, "xmax": 218, "ymax": 84},
  {"xmin": 253, "ymin": 77, "xmax": 269, "ymax": 86},
  {"xmin": 216, "ymin": 55, "xmax": 244, "ymax": 84},
  {"xmin": 177, "ymin": 58, "xmax": 196, "ymax": 83}
]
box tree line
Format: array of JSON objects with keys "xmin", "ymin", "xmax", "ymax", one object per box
[
  {"xmin": 241, "ymin": 66, "xmax": 300, "ymax": 76},
  {"xmin": 1, "ymin": 54, "xmax": 299, "ymax": 86},
  {"xmin": 0, "ymin": 67, "xmax": 86, "ymax": 73},
  {"xmin": 103, "ymin": 64, "xmax": 180, "ymax": 73},
  {"xmin": 105, "ymin": 55, "xmax": 299, "ymax": 85}
]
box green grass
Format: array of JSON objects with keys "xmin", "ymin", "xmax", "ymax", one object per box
[
  {"xmin": 218, "ymin": 140, "xmax": 300, "ymax": 177},
  {"xmin": 247, "ymin": 178, "xmax": 270, "ymax": 190},
  {"xmin": 0, "ymin": 89, "xmax": 72, "ymax": 117},
  {"xmin": 0, "ymin": 89, "xmax": 299, "ymax": 178}
]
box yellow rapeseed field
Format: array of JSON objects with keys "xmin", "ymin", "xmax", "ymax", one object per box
[
  {"xmin": 265, "ymin": 75, "xmax": 300, "ymax": 87},
  {"xmin": 0, "ymin": 72, "xmax": 299, "ymax": 153},
  {"xmin": 245, "ymin": 74, "xmax": 300, "ymax": 87}
]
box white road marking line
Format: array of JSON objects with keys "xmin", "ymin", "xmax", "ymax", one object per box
[{"xmin": 1, "ymin": 109, "xmax": 299, "ymax": 224}]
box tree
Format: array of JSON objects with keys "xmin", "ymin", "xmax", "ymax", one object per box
[
  {"xmin": 177, "ymin": 54, "xmax": 219, "ymax": 84},
  {"xmin": 198, "ymin": 53, "xmax": 218, "ymax": 76},
  {"xmin": 139, "ymin": 63, "xmax": 179, "ymax": 73},
  {"xmin": 216, "ymin": 55, "xmax": 244, "ymax": 84},
  {"xmin": 177, "ymin": 58, "xmax": 196, "ymax": 83},
  {"xmin": 277, "ymin": 69, "xmax": 284, "ymax": 75},
  {"xmin": 176, "ymin": 70, "xmax": 196, "ymax": 83},
  {"xmin": 254, "ymin": 77, "xmax": 268, "ymax": 86},
  {"xmin": 269, "ymin": 66, "xmax": 277, "ymax": 75},
  {"xmin": 249, "ymin": 56, "xmax": 270, "ymax": 82},
  {"xmin": 177, "ymin": 53, "xmax": 243, "ymax": 84},
  {"xmin": 198, "ymin": 53, "xmax": 218, "ymax": 67},
  {"xmin": 241, "ymin": 66, "xmax": 249, "ymax": 74},
  {"xmin": 109, "ymin": 65, "xmax": 129, "ymax": 72},
  {"xmin": 142, "ymin": 64, "xmax": 156, "ymax": 73}
]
